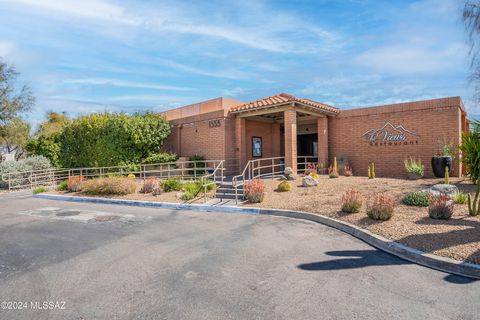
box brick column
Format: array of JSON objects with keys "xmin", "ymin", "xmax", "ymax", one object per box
[
  {"xmin": 284, "ymin": 109, "xmax": 297, "ymax": 173},
  {"xmin": 317, "ymin": 117, "xmax": 328, "ymax": 168},
  {"xmin": 272, "ymin": 123, "xmax": 281, "ymax": 157},
  {"xmin": 235, "ymin": 117, "xmax": 246, "ymax": 173}
]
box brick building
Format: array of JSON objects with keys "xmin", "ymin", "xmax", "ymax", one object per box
[{"xmin": 161, "ymin": 94, "xmax": 468, "ymax": 177}]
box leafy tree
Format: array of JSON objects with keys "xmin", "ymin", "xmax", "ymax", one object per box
[
  {"xmin": 0, "ymin": 60, "xmax": 34, "ymax": 124},
  {"xmin": 25, "ymin": 112, "xmax": 69, "ymax": 167},
  {"xmin": 0, "ymin": 117, "xmax": 30, "ymax": 159}
]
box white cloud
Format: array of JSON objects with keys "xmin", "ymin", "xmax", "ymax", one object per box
[
  {"xmin": 63, "ymin": 78, "xmax": 195, "ymax": 91},
  {"xmin": 354, "ymin": 43, "xmax": 467, "ymax": 74},
  {"xmin": 4, "ymin": 0, "xmax": 340, "ymax": 54}
]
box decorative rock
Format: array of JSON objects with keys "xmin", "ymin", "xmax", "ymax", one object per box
[
  {"xmin": 302, "ymin": 175, "xmax": 318, "ymax": 187},
  {"xmin": 421, "ymin": 184, "xmax": 459, "ymax": 197},
  {"xmin": 284, "ymin": 167, "xmax": 296, "ymax": 180}
]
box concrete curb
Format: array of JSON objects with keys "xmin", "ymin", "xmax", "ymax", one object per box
[
  {"xmin": 33, "ymin": 193, "xmax": 261, "ymax": 215},
  {"xmin": 34, "ymin": 193, "xmax": 480, "ymax": 279}
]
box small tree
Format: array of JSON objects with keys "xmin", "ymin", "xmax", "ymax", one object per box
[
  {"xmin": 0, "ymin": 117, "xmax": 30, "ymax": 159},
  {"xmin": 0, "ymin": 60, "xmax": 34, "ymax": 124}
]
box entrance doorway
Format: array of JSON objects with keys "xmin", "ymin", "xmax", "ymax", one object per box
[{"xmin": 297, "ymin": 133, "xmax": 318, "ymax": 157}]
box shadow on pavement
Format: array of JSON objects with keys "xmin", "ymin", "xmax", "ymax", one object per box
[{"xmin": 298, "ymin": 249, "xmax": 478, "ymax": 284}]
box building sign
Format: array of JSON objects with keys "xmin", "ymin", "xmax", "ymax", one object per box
[
  {"xmin": 209, "ymin": 119, "xmax": 221, "ymax": 128},
  {"xmin": 363, "ymin": 122, "xmax": 419, "ymax": 146}
]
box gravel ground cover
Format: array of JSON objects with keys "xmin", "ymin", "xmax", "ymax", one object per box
[{"xmin": 243, "ymin": 176, "xmax": 480, "ymax": 264}]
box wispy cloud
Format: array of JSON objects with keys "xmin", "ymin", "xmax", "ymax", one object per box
[{"xmin": 63, "ymin": 78, "xmax": 195, "ymax": 91}]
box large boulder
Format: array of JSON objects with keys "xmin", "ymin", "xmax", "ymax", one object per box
[
  {"xmin": 302, "ymin": 175, "xmax": 318, "ymax": 187},
  {"xmin": 422, "ymin": 184, "xmax": 459, "ymax": 197}
]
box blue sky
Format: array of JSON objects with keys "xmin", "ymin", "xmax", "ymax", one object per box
[{"xmin": 0, "ymin": 0, "xmax": 475, "ymax": 126}]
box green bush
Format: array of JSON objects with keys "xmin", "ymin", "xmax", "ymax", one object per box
[
  {"xmin": 188, "ymin": 154, "xmax": 206, "ymax": 175},
  {"xmin": 277, "ymin": 181, "xmax": 291, "ymax": 192},
  {"xmin": 163, "ymin": 178, "xmax": 183, "ymax": 192},
  {"xmin": 180, "ymin": 191, "xmax": 195, "ymax": 201},
  {"xmin": 183, "ymin": 181, "xmax": 201, "ymax": 194},
  {"xmin": 33, "ymin": 186, "xmax": 48, "ymax": 194},
  {"xmin": 453, "ymin": 192, "xmax": 468, "ymax": 204},
  {"xmin": 402, "ymin": 191, "xmax": 429, "ymax": 207},
  {"xmin": 58, "ymin": 112, "xmax": 171, "ymax": 168},
  {"xmin": 460, "ymin": 122, "xmax": 480, "ymax": 183},
  {"xmin": 80, "ymin": 176, "xmax": 136, "ymax": 195},
  {"xmin": 57, "ymin": 180, "xmax": 68, "ymax": 191},
  {"xmin": 143, "ymin": 153, "xmax": 178, "ymax": 164},
  {"xmin": 25, "ymin": 135, "xmax": 61, "ymax": 168}
]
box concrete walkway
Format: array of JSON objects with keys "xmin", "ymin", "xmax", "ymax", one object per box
[{"xmin": 0, "ymin": 194, "xmax": 479, "ymax": 319}]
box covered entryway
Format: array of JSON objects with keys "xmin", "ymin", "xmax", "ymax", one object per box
[{"xmin": 229, "ymin": 93, "xmax": 339, "ymax": 174}]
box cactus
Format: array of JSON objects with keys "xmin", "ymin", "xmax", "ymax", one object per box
[
  {"xmin": 468, "ymin": 179, "xmax": 480, "ymax": 216},
  {"xmin": 444, "ymin": 166, "xmax": 449, "ymax": 185},
  {"xmin": 371, "ymin": 162, "xmax": 375, "ymax": 179},
  {"xmin": 367, "ymin": 164, "xmax": 372, "ymax": 179},
  {"xmin": 333, "ymin": 157, "xmax": 338, "ymax": 173}
]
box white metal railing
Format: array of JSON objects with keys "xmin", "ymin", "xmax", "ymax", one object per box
[
  {"xmin": 199, "ymin": 160, "xmax": 225, "ymax": 202},
  {"xmin": 297, "ymin": 156, "xmax": 328, "ymax": 174},
  {"xmin": 1, "ymin": 160, "xmax": 225, "ymax": 191},
  {"xmin": 232, "ymin": 157, "xmax": 285, "ymax": 203}
]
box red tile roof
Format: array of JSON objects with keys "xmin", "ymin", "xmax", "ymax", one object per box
[{"xmin": 229, "ymin": 93, "xmax": 339, "ymax": 114}]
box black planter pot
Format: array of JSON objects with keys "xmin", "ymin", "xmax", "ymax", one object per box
[{"xmin": 431, "ymin": 156, "xmax": 452, "ymax": 178}]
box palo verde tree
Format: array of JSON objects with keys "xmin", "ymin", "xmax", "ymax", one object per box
[{"xmin": 0, "ymin": 117, "xmax": 30, "ymax": 159}]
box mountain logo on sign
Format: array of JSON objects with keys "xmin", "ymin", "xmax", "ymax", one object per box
[{"xmin": 363, "ymin": 122, "xmax": 418, "ymax": 143}]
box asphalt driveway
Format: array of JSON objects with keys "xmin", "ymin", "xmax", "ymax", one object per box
[{"xmin": 0, "ymin": 192, "xmax": 479, "ymax": 320}]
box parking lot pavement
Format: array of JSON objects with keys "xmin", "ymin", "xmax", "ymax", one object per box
[{"xmin": 0, "ymin": 194, "xmax": 479, "ymax": 320}]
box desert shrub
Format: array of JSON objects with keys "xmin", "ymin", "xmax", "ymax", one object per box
[
  {"xmin": 277, "ymin": 180, "xmax": 291, "ymax": 192},
  {"xmin": 57, "ymin": 180, "xmax": 68, "ymax": 191},
  {"xmin": 308, "ymin": 172, "xmax": 319, "ymax": 180},
  {"xmin": 188, "ymin": 154, "xmax": 207, "ymax": 175},
  {"xmin": 428, "ymin": 194, "xmax": 454, "ymax": 219},
  {"xmin": 183, "ymin": 181, "xmax": 201, "ymax": 194},
  {"xmin": 304, "ymin": 163, "xmax": 318, "ymax": 175},
  {"xmin": 245, "ymin": 179, "xmax": 265, "ymax": 203},
  {"xmin": 142, "ymin": 153, "xmax": 178, "ymax": 164},
  {"xmin": 152, "ymin": 186, "xmax": 162, "ymax": 196},
  {"xmin": 453, "ymin": 192, "xmax": 468, "ymax": 204},
  {"xmin": 0, "ymin": 156, "xmax": 53, "ymax": 188},
  {"xmin": 367, "ymin": 193, "xmax": 395, "ymax": 221},
  {"xmin": 460, "ymin": 121, "xmax": 480, "ymax": 182},
  {"xmin": 127, "ymin": 173, "xmax": 136, "ymax": 180},
  {"xmin": 180, "ymin": 191, "xmax": 195, "ymax": 201},
  {"xmin": 337, "ymin": 154, "xmax": 349, "ymax": 175},
  {"xmin": 58, "ymin": 112, "xmax": 171, "ymax": 168},
  {"xmin": 163, "ymin": 177, "xmax": 183, "ymax": 192},
  {"xmin": 341, "ymin": 189, "xmax": 362, "ymax": 213},
  {"xmin": 67, "ymin": 175, "xmax": 85, "ymax": 192},
  {"xmin": 80, "ymin": 176, "xmax": 136, "ymax": 195},
  {"xmin": 344, "ymin": 165, "xmax": 353, "ymax": 177},
  {"xmin": 402, "ymin": 191, "xmax": 429, "ymax": 207},
  {"xmin": 33, "ymin": 186, "xmax": 48, "ymax": 194},
  {"xmin": 140, "ymin": 176, "xmax": 158, "ymax": 193},
  {"xmin": 404, "ymin": 157, "xmax": 424, "ymax": 177}
]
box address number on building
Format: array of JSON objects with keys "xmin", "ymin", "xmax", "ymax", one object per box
[{"xmin": 209, "ymin": 120, "xmax": 221, "ymax": 128}]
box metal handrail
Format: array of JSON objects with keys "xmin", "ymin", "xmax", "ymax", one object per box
[
  {"xmin": 232, "ymin": 157, "xmax": 285, "ymax": 203},
  {"xmin": 199, "ymin": 160, "xmax": 225, "ymax": 202},
  {"xmin": 1, "ymin": 159, "xmax": 226, "ymax": 191}
]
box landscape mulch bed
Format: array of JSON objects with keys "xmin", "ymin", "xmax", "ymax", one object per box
[
  {"xmin": 243, "ymin": 176, "xmax": 480, "ymax": 265},
  {"xmin": 48, "ymin": 180, "xmax": 215, "ymax": 205}
]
